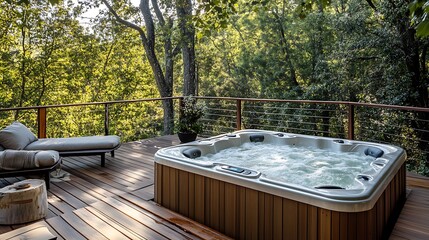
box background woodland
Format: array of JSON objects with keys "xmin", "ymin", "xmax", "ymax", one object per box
[{"xmin": 1, "ymin": 0, "xmax": 429, "ymax": 174}]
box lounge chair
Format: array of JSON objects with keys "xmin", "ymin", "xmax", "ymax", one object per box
[{"xmin": 0, "ymin": 121, "xmax": 121, "ymax": 167}]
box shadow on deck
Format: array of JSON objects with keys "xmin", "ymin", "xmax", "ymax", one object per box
[{"xmin": 0, "ymin": 135, "xmax": 428, "ymax": 239}]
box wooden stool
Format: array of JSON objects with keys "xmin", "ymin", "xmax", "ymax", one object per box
[{"xmin": 0, "ymin": 179, "xmax": 48, "ymax": 225}]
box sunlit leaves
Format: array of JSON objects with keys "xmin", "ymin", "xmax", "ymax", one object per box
[
  {"xmin": 194, "ymin": 0, "xmax": 270, "ymax": 37},
  {"xmin": 5, "ymin": 0, "xmax": 60, "ymax": 5},
  {"xmin": 410, "ymin": 0, "xmax": 429, "ymax": 37}
]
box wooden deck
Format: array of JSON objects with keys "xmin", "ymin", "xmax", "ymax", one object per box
[
  {"xmin": 0, "ymin": 135, "xmax": 229, "ymax": 240},
  {"xmin": 0, "ymin": 135, "xmax": 429, "ymax": 239}
]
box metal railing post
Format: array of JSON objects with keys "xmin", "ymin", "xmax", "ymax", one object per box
[
  {"xmin": 104, "ymin": 104, "xmax": 109, "ymax": 136},
  {"xmin": 348, "ymin": 104, "xmax": 355, "ymax": 140},
  {"xmin": 37, "ymin": 107, "xmax": 47, "ymax": 138},
  {"xmin": 236, "ymin": 100, "xmax": 242, "ymax": 130}
]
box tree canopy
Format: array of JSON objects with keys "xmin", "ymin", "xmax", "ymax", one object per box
[{"xmin": 1, "ymin": 0, "xmax": 429, "ymax": 175}]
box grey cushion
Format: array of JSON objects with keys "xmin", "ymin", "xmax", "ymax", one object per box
[
  {"xmin": 0, "ymin": 122, "xmax": 38, "ymax": 150},
  {"xmin": 35, "ymin": 150, "xmax": 60, "ymax": 167},
  {"xmin": 0, "ymin": 150, "xmax": 59, "ymax": 170},
  {"xmin": 25, "ymin": 135, "xmax": 120, "ymax": 152}
]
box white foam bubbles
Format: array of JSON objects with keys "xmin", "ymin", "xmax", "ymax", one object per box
[{"xmin": 196, "ymin": 142, "xmax": 374, "ymax": 189}]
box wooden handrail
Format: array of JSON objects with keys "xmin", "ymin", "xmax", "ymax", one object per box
[
  {"xmin": 0, "ymin": 97, "xmax": 182, "ymax": 138},
  {"xmin": 195, "ymin": 96, "xmax": 429, "ymax": 112},
  {"xmin": 0, "ymin": 97, "xmax": 182, "ymax": 112},
  {"xmin": 1, "ymin": 96, "xmax": 428, "ymax": 139}
]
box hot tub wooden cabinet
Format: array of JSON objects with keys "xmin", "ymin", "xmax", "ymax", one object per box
[{"xmin": 154, "ymin": 130, "xmax": 406, "ymax": 240}]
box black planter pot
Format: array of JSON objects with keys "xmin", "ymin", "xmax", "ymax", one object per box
[{"xmin": 178, "ymin": 132, "xmax": 198, "ymax": 143}]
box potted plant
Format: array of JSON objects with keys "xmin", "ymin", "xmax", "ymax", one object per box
[{"xmin": 176, "ymin": 96, "xmax": 206, "ymax": 143}]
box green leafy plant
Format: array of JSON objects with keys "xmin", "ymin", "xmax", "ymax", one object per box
[{"xmin": 176, "ymin": 96, "xmax": 206, "ymax": 134}]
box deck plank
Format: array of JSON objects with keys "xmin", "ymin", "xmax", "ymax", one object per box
[
  {"xmin": 73, "ymin": 208, "xmax": 129, "ymax": 240},
  {"xmin": 97, "ymin": 196, "xmax": 191, "ymax": 240},
  {"xmin": 46, "ymin": 216, "xmax": 86, "ymax": 240},
  {"xmin": 118, "ymin": 192, "xmax": 230, "ymax": 240},
  {"xmin": 89, "ymin": 200, "xmax": 170, "ymax": 240},
  {"xmin": 60, "ymin": 212, "xmax": 109, "ymax": 240}
]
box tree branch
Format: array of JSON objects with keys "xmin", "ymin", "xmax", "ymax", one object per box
[
  {"xmin": 100, "ymin": 0, "xmax": 148, "ymax": 44},
  {"xmin": 151, "ymin": 0, "xmax": 165, "ymax": 26},
  {"xmin": 365, "ymin": 0, "xmax": 377, "ymax": 10},
  {"xmin": 353, "ymin": 56, "xmax": 380, "ymax": 60},
  {"xmin": 139, "ymin": 0, "xmax": 155, "ymax": 47},
  {"xmin": 172, "ymin": 44, "xmax": 181, "ymax": 56},
  {"xmin": 421, "ymin": 40, "xmax": 428, "ymax": 78}
]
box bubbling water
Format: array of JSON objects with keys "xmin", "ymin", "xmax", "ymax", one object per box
[{"xmin": 196, "ymin": 142, "xmax": 374, "ymax": 189}]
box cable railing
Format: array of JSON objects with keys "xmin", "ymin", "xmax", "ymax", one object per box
[
  {"xmin": 195, "ymin": 96, "xmax": 429, "ymax": 175},
  {"xmin": 1, "ymin": 96, "xmax": 429, "ymax": 175},
  {"xmin": 0, "ymin": 97, "xmax": 181, "ymax": 142}
]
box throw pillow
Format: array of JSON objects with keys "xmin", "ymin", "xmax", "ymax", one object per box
[{"xmin": 0, "ymin": 122, "xmax": 38, "ymax": 150}]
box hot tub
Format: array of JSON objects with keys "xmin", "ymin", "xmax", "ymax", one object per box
[{"xmin": 154, "ymin": 130, "xmax": 406, "ymax": 239}]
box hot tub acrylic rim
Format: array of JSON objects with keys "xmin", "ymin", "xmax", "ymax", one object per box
[
  {"xmin": 157, "ymin": 129, "xmax": 405, "ymax": 179},
  {"xmin": 155, "ymin": 130, "xmax": 406, "ymax": 211},
  {"xmin": 156, "ymin": 131, "xmax": 405, "ymax": 187},
  {"xmin": 156, "ymin": 129, "xmax": 406, "ymax": 196},
  {"xmin": 155, "ymin": 146, "xmax": 405, "ymax": 197}
]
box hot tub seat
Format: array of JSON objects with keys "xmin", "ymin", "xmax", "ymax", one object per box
[{"xmin": 25, "ymin": 136, "xmax": 121, "ymax": 167}]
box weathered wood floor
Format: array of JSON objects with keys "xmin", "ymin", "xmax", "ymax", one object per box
[
  {"xmin": 0, "ymin": 135, "xmax": 228, "ymax": 240},
  {"xmin": 0, "ymin": 135, "xmax": 428, "ymax": 239}
]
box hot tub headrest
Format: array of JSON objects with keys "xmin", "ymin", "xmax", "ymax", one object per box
[
  {"xmin": 364, "ymin": 147, "xmax": 384, "ymax": 158},
  {"xmin": 249, "ymin": 134, "xmax": 264, "ymax": 142},
  {"xmin": 182, "ymin": 148, "xmax": 202, "ymax": 159}
]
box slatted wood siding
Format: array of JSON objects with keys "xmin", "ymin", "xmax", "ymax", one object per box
[{"xmin": 155, "ymin": 163, "xmax": 406, "ymax": 240}]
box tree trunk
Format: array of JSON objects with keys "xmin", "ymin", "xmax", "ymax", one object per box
[
  {"xmin": 177, "ymin": 0, "xmax": 196, "ymax": 96},
  {"xmin": 273, "ymin": 11, "xmax": 300, "ymax": 91},
  {"xmin": 162, "ymin": 98, "xmax": 174, "ymax": 135},
  {"xmin": 102, "ymin": 0, "xmax": 176, "ymax": 134}
]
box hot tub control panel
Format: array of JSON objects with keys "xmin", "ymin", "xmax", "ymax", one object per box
[
  {"xmin": 216, "ymin": 164, "xmax": 260, "ymax": 178},
  {"xmin": 222, "ymin": 165, "xmax": 245, "ymax": 173}
]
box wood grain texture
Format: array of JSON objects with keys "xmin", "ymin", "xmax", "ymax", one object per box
[
  {"xmin": 155, "ymin": 162, "xmax": 406, "ymax": 240},
  {"xmin": 0, "ymin": 179, "xmax": 47, "ymax": 224},
  {"xmin": 0, "ymin": 136, "xmax": 230, "ymax": 240}
]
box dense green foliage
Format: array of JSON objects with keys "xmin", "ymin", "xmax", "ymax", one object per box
[{"xmin": 1, "ymin": 0, "xmax": 429, "ymax": 174}]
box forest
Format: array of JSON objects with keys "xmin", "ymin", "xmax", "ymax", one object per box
[{"xmin": 0, "ymin": 0, "xmax": 428, "ymax": 174}]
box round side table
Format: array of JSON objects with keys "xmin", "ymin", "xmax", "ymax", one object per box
[{"xmin": 0, "ymin": 179, "xmax": 48, "ymax": 225}]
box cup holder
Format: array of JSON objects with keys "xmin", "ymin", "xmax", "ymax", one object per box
[
  {"xmin": 371, "ymin": 159, "xmax": 388, "ymax": 170},
  {"xmin": 356, "ymin": 174, "xmax": 373, "ymax": 182}
]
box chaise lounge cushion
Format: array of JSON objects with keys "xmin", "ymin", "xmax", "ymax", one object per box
[
  {"xmin": 0, "ymin": 121, "xmax": 38, "ymax": 150},
  {"xmin": 25, "ymin": 135, "xmax": 121, "ymax": 153},
  {"xmin": 0, "ymin": 150, "xmax": 60, "ymax": 171}
]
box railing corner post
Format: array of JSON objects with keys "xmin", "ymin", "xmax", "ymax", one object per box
[
  {"xmin": 348, "ymin": 104, "xmax": 355, "ymax": 140},
  {"xmin": 236, "ymin": 100, "xmax": 242, "ymax": 130},
  {"xmin": 104, "ymin": 103, "xmax": 109, "ymax": 136},
  {"xmin": 37, "ymin": 107, "xmax": 47, "ymax": 138}
]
